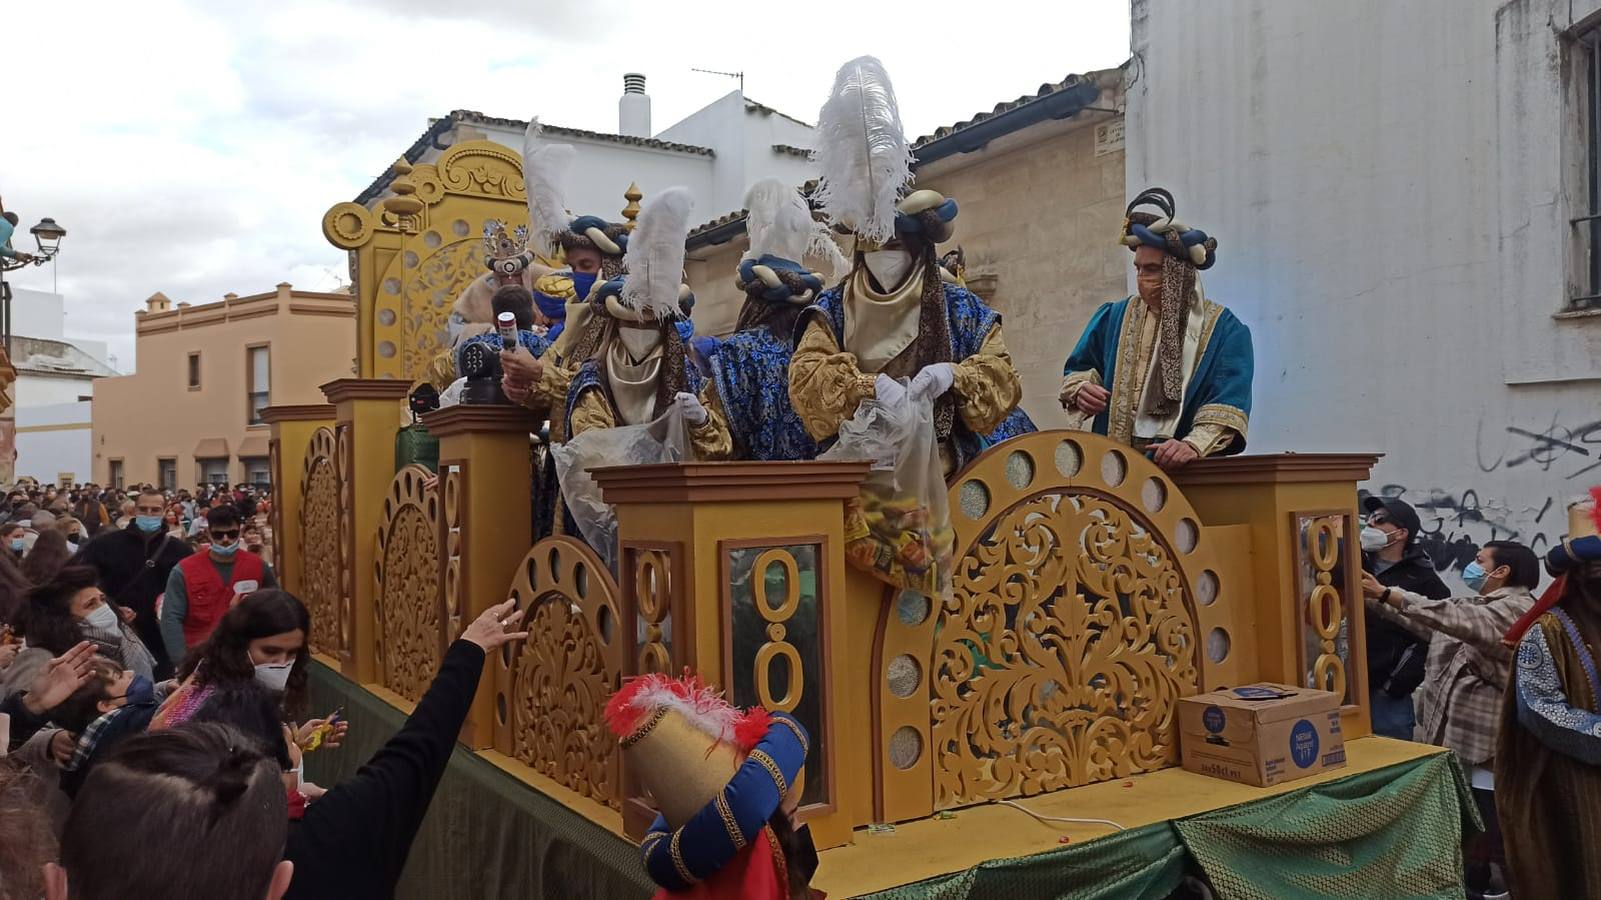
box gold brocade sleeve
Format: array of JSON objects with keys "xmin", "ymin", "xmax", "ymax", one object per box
[
  {"xmin": 1180, "ymin": 423, "xmax": 1239, "ymax": 458},
  {"xmin": 950, "ymin": 324, "xmax": 1023, "ymax": 435},
  {"xmin": 522, "ymin": 352, "xmax": 576, "ymax": 418},
  {"xmin": 688, "ymin": 385, "xmax": 735, "ymax": 460},
  {"xmin": 789, "ymin": 319, "xmax": 878, "ymax": 442},
  {"xmin": 418, "ymin": 347, "xmax": 459, "ymax": 393},
  {"xmin": 566, "ymin": 386, "xmax": 615, "ymax": 438}
]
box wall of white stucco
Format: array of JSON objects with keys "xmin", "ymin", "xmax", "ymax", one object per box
[
  {"xmin": 1127, "ymin": 0, "xmax": 1601, "ymax": 577},
  {"xmin": 15, "ymin": 401, "xmax": 91, "ymax": 484}
]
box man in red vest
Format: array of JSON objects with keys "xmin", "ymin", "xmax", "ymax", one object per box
[{"xmin": 158, "ymin": 504, "xmax": 276, "ymax": 666}]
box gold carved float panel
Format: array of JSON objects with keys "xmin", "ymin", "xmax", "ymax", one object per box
[
  {"xmin": 1292, "ymin": 511, "xmax": 1363, "ymax": 707},
  {"xmin": 373, "ymin": 465, "xmax": 444, "ymax": 703},
  {"xmin": 299, "ymin": 427, "xmax": 342, "ymax": 657}
]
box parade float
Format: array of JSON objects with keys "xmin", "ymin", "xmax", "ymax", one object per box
[{"xmin": 263, "ymin": 143, "xmax": 1475, "ymax": 898}]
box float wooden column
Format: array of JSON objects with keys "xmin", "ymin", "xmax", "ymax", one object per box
[
  {"xmin": 1175, "ymin": 453, "xmax": 1381, "ymax": 739},
  {"xmin": 260, "ymin": 404, "xmax": 335, "ymax": 597},
  {"xmin": 593, "ymin": 461, "xmax": 871, "ymax": 849},
  {"xmin": 421, "ymin": 404, "xmax": 539, "ymax": 749},
  {"xmin": 321, "ymin": 379, "xmax": 411, "ymax": 683}
]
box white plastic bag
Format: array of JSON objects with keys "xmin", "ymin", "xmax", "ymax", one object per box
[
  {"xmin": 551, "ymin": 407, "xmax": 689, "ymax": 571},
  {"xmin": 820, "ymin": 383, "xmax": 954, "ymax": 598}
]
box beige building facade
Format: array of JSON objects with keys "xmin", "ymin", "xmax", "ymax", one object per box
[
  {"xmin": 682, "ymin": 69, "xmax": 1129, "ymax": 430},
  {"xmin": 91, "ymin": 283, "xmax": 356, "ymax": 489}
]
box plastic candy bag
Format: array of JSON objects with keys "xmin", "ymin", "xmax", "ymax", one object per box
[
  {"xmin": 551, "ymin": 407, "xmax": 689, "ymax": 572},
  {"xmin": 820, "ymin": 383, "xmax": 954, "ymax": 599}
]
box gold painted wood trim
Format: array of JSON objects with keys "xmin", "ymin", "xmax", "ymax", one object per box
[
  {"xmin": 592, "ymin": 461, "xmax": 872, "ymax": 505},
  {"xmin": 1172, "ymin": 453, "xmax": 1382, "ymax": 486},
  {"xmin": 420, "ymin": 404, "xmax": 541, "ymax": 437},
  {"xmin": 260, "ymin": 404, "xmax": 337, "ymax": 424},
  {"xmin": 320, "ymin": 377, "xmax": 413, "ymax": 403}
]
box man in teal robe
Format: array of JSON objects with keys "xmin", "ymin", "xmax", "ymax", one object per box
[{"xmin": 1060, "ymin": 188, "xmax": 1253, "ymax": 470}]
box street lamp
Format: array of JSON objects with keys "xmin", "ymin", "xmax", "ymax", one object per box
[{"xmin": 28, "ymin": 218, "xmax": 66, "ymax": 260}]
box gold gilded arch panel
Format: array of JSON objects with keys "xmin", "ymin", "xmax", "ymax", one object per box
[
  {"xmin": 873, "ymin": 431, "xmax": 1249, "ymax": 823},
  {"xmin": 373, "ymin": 465, "xmax": 444, "ymax": 703},
  {"xmin": 299, "ymin": 427, "xmax": 342, "ymax": 656}
]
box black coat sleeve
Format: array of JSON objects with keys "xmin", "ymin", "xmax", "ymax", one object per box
[{"xmin": 283, "ymin": 639, "xmax": 485, "ymax": 900}]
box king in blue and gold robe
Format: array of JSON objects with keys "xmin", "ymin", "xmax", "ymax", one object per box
[{"xmin": 1061, "ymin": 291, "xmax": 1253, "ymax": 456}]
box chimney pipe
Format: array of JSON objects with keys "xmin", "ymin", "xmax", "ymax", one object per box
[{"xmin": 620, "ymin": 73, "xmax": 651, "ymax": 137}]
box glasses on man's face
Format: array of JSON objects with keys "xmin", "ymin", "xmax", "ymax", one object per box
[{"xmin": 211, "ymin": 530, "xmax": 240, "ymax": 542}]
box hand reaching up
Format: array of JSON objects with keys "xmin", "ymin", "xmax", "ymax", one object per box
[
  {"xmin": 460, "ymin": 599, "xmax": 529, "ymax": 652},
  {"xmin": 23, "ymin": 641, "xmax": 96, "ymax": 714}
]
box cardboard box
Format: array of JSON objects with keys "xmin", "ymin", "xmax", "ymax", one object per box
[{"xmin": 1177, "ymin": 683, "xmax": 1346, "ymax": 787}]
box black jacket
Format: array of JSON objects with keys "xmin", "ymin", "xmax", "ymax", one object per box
[
  {"xmin": 284, "ymin": 640, "xmax": 485, "ymax": 900},
  {"xmin": 1363, "ymin": 544, "xmax": 1450, "ymax": 698},
  {"xmin": 72, "ymin": 524, "xmax": 192, "ymax": 679}
]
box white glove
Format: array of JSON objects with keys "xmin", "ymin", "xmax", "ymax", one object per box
[
  {"xmin": 909, "ymin": 363, "xmax": 956, "ymax": 401},
  {"xmin": 674, "ymin": 391, "xmax": 708, "ymax": 426},
  {"xmin": 873, "ymin": 374, "xmax": 908, "ymax": 407}
]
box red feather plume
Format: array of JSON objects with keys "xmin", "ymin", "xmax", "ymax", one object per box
[{"xmin": 733, "ymin": 707, "xmax": 773, "ymax": 753}]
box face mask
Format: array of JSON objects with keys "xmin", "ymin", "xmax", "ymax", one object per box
[
  {"xmin": 254, "ymin": 658, "xmax": 295, "ymax": 692},
  {"xmin": 124, "ymin": 674, "xmax": 155, "ymax": 706},
  {"xmin": 570, "ymin": 270, "xmax": 598, "ymax": 301},
  {"xmin": 83, "ymin": 602, "xmax": 120, "ymax": 633},
  {"xmin": 1359, "ymin": 526, "xmax": 1395, "ymax": 553},
  {"xmin": 211, "ymin": 541, "xmax": 240, "ymax": 558},
  {"xmin": 8, "ymin": 538, "xmax": 23, "ymax": 552},
  {"xmin": 863, "ymin": 249, "xmax": 913, "ymax": 291},
  {"xmin": 617, "ymin": 326, "xmax": 663, "ymax": 362},
  {"xmin": 135, "ymin": 515, "xmax": 163, "ymax": 533},
  {"xmin": 1461, "ymin": 561, "xmax": 1490, "ymax": 593}
]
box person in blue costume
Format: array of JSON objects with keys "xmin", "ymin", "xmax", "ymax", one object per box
[
  {"xmin": 788, "ymin": 58, "xmax": 1034, "ymax": 478},
  {"xmin": 1059, "ymin": 187, "xmax": 1254, "ymax": 471},
  {"xmin": 693, "ymin": 179, "xmax": 847, "ymax": 462}
]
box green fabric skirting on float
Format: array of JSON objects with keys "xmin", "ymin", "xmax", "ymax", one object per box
[
  {"xmin": 305, "ymin": 660, "xmax": 654, "ymax": 900},
  {"xmin": 860, "ymin": 753, "xmax": 1480, "ymax": 900}
]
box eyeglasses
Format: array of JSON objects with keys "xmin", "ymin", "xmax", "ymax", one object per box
[{"xmin": 210, "ymin": 529, "xmax": 240, "ymax": 541}]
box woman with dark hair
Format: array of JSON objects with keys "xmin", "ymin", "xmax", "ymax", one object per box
[
  {"xmin": 22, "ymin": 529, "xmax": 72, "ymax": 585},
  {"xmin": 0, "ymin": 521, "xmax": 27, "ymax": 562},
  {"xmin": 156, "ymin": 589, "xmax": 311, "ymax": 728},
  {"xmin": 1, "ymin": 567, "xmax": 154, "ymax": 703},
  {"xmin": 0, "ymin": 546, "xmax": 31, "ymax": 631}
]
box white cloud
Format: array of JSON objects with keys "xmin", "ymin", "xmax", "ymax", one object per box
[{"xmin": 1, "ymin": 0, "xmax": 1128, "ymax": 370}]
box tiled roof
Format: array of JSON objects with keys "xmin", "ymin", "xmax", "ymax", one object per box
[
  {"xmin": 744, "ymin": 98, "xmax": 812, "ymax": 128},
  {"xmin": 11, "ymin": 335, "xmax": 117, "ymax": 378},
  {"xmin": 355, "ymin": 110, "xmax": 715, "ymax": 205},
  {"xmin": 911, "ymin": 67, "xmax": 1119, "ymax": 147}
]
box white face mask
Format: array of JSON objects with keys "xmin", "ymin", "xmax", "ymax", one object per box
[
  {"xmin": 616, "ymin": 326, "xmax": 663, "ymax": 362},
  {"xmin": 1359, "ymin": 526, "xmax": 1396, "ymax": 553},
  {"xmin": 253, "ymin": 658, "xmax": 295, "ymax": 692},
  {"xmin": 82, "ymin": 602, "xmax": 119, "ymax": 633},
  {"xmin": 863, "ymin": 249, "xmax": 913, "ymax": 291}
]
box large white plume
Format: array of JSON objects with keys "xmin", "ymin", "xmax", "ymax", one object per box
[
  {"xmin": 620, "ymin": 186, "xmax": 694, "ymax": 319},
  {"xmin": 741, "ymin": 178, "xmax": 848, "ymax": 278},
  {"xmin": 811, "ymin": 56, "xmax": 913, "ymax": 246},
  {"xmin": 522, "ymin": 118, "xmax": 576, "ymax": 257}
]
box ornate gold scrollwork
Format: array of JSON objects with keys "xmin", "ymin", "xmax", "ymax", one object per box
[
  {"xmin": 299, "ymin": 428, "xmax": 341, "ymax": 655},
  {"xmin": 335, "ymin": 424, "xmax": 355, "ymax": 655},
  {"xmin": 634, "ymin": 549, "xmax": 673, "ymax": 674},
  {"xmin": 751, "ymin": 549, "xmax": 803, "ymax": 713},
  {"xmin": 1298, "ymin": 514, "xmax": 1349, "ymax": 702},
  {"xmin": 501, "ymin": 537, "xmax": 623, "ymax": 808},
  {"xmin": 440, "ymin": 466, "xmax": 463, "ymax": 642},
  {"xmin": 373, "ymin": 466, "xmax": 442, "ymax": 702},
  {"xmin": 930, "ymin": 491, "xmax": 1199, "ymax": 807}
]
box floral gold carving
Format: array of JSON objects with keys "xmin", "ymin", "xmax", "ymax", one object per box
[
  {"xmin": 299, "ymin": 428, "xmax": 342, "ymax": 655},
  {"xmin": 502, "ymin": 537, "xmax": 623, "ymax": 808},
  {"xmin": 335, "ymin": 424, "xmax": 355, "ymax": 655},
  {"xmin": 373, "ymin": 466, "xmax": 443, "ymax": 702},
  {"xmin": 930, "ymin": 492, "xmax": 1199, "ymax": 808}
]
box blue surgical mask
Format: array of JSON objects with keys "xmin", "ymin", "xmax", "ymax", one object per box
[
  {"xmin": 8, "ymin": 538, "xmax": 23, "ymax": 552},
  {"xmin": 570, "ymin": 270, "xmax": 598, "ymax": 300},
  {"xmin": 1462, "ymin": 561, "xmax": 1489, "ymax": 593},
  {"xmin": 211, "ymin": 541, "xmax": 240, "ymax": 558},
  {"xmin": 135, "ymin": 515, "xmax": 163, "ymax": 533},
  {"xmin": 124, "ymin": 674, "xmax": 155, "ymax": 706}
]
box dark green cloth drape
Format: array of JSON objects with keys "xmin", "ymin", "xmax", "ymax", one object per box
[{"xmin": 306, "ymin": 661, "xmax": 653, "ymax": 900}]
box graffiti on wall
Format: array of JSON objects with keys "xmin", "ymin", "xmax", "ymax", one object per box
[{"xmin": 1357, "ymin": 413, "xmax": 1600, "ymax": 577}]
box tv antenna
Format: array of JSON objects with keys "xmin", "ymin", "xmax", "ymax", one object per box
[{"xmin": 691, "ymin": 67, "xmax": 744, "ymax": 93}]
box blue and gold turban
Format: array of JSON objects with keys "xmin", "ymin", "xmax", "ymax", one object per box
[{"xmin": 1119, "ymin": 187, "xmax": 1218, "ymax": 270}]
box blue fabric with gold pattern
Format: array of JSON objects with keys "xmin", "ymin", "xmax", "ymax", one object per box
[{"xmin": 639, "ymin": 713, "xmax": 808, "ymax": 891}]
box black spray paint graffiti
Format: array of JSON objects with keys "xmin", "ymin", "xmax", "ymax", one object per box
[
  {"xmin": 1356, "ymin": 485, "xmax": 1559, "ymax": 578},
  {"xmin": 1359, "ymin": 414, "xmax": 1595, "ymax": 577}
]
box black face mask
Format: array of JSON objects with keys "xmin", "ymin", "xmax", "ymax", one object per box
[{"xmin": 790, "ymin": 824, "xmax": 819, "ymax": 885}]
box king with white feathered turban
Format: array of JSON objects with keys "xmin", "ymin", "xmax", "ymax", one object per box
[{"xmin": 786, "ymin": 56, "xmax": 1035, "ymax": 475}]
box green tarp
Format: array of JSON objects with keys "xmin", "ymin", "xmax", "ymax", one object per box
[
  {"xmin": 309, "ymin": 661, "xmax": 1477, "ymax": 900},
  {"xmin": 862, "ymin": 753, "xmax": 1480, "ymax": 900}
]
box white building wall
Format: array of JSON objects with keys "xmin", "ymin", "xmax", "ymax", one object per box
[
  {"xmin": 15, "ymin": 400, "xmax": 92, "ymax": 484},
  {"xmin": 15, "ymin": 373, "xmax": 94, "ymax": 407},
  {"xmin": 1127, "ymin": 0, "xmax": 1601, "ymax": 579},
  {"xmin": 12, "ymin": 289, "xmax": 65, "ymax": 341}
]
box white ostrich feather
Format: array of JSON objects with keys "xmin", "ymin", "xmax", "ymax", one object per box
[
  {"xmin": 620, "ymin": 186, "xmax": 694, "ymax": 320},
  {"xmin": 812, "ymin": 56, "xmax": 913, "ymax": 245},
  {"xmin": 743, "ymin": 178, "xmax": 850, "ymax": 280},
  {"xmin": 522, "ymin": 118, "xmax": 576, "ymax": 257}
]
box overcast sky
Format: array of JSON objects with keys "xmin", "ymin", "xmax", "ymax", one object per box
[{"xmin": 1, "ymin": 0, "xmax": 1129, "ymax": 370}]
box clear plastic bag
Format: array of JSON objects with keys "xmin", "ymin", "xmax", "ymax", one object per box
[
  {"xmin": 551, "ymin": 407, "xmax": 689, "ymax": 571},
  {"xmin": 820, "ymin": 383, "xmax": 954, "ymax": 599}
]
